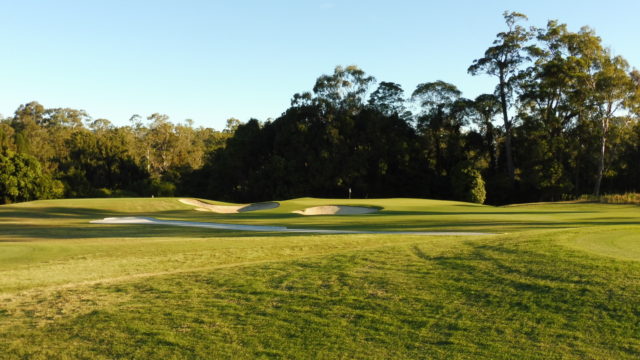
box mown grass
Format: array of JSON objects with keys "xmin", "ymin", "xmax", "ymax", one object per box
[{"xmin": 1, "ymin": 197, "xmax": 640, "ymax": 359}]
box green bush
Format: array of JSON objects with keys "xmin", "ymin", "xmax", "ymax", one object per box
[{"xmin": 149, "ymin": 179, "xmax": 176, "ymax": 197}]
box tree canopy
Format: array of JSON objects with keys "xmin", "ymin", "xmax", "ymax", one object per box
[{"xmin": 1, "ymin": 12, "xmax": 639, "ymax": 205}]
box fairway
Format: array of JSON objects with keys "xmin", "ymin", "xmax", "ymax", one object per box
[{"xmin": 1, "ymin": 197, "xmax": 640, "ymax": 359}]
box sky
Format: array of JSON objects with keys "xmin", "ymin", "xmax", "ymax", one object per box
[{"xmin": 1, "ymin": 0, "xmax": 639, "ymax": 130}]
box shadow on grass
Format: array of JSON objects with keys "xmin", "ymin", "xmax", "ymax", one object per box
[
  {"xmin": 472, "ymin": 244, "xmax": 600, "ymax": 286},
  {"xmin": 0, "ymin": 207, "xmax": 119, "ymax": 220},
  {"xmin": 0, "ymin": 222, "xmax": 341, "ymax": 242},
  {"xmin": 375, "ymin": 210, "xmax": 598, "ymax": 216}
]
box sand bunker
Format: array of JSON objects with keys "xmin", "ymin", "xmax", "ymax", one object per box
[
  {"xmin": 91, "ymin": 217, "xmax": 495, "ymax": 236},
  {"xmin": 91, "ymin": 217, "xmax": 287, "ymax": 232},
  {"xmin": 179, "ymin": 199, "xmax": 279, "ymax": 213},
  {"xmin": 293, "ymin": 205, "xmax": 379, "ymax": 216}
]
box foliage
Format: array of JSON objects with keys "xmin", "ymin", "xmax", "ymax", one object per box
[
  {"xmin": 1, "ymin": 11, "xmax": 639, "ymax": 205},
  {"xmin": 468, "ymin": 11, "xmax": 535, "ymax": 184},
  {"xmin": 0, "ymin": 151, "xmax": 62, "ymax": 203},
  {"xmin": 1, "ymin": 103, "xmax": 231, "ymax": 202},
  {"xmin": 451, "ymin": 163, "xmax": 486, "ymax": 204}
]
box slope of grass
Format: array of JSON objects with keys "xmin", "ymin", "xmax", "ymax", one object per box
[{"xmin": 1, "ymin": 197, "xmax": 639, "ymax": 359}]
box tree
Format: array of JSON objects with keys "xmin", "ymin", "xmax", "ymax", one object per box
[
  {"xmin": 224, "ymin": 118, "xmax": 241, "ymax": 133},
  {"xmin": 412, "ymin": 81, "xmax": 462, "ymax": 111},
  {"xmin": 514, "ymin": 20, "xmax": 581, "ymax": 200},
  {"xmin": 11, "ymin": 102, "xmax": 48, "ymax": 157},
  {"xmin": 368, "ymin": 81, "xmax": 410, "ymax": 119},
  {"xmin": 524, "ymin": 22, "xmax": 639, "ymax": 196},
  {"xmin": 589, "ymin": 53, "xmax": 638, "ymax": 196},
  {"xmin": 0, "ymin": 151, "xmax": 63, "ymax": 203},
  {"xmin": 0, "ymin": 122, "xmax": 16, "ymax": 153},
  {"xmin": 310, "ymin": 65, "xmax": 376, "ymax": 113},
  {"xmin": 43, "ymin": 108, "xmax": 89, "ymax": 128},
  {"xmin": 412, "ymin": 81, "xmax": 470, "ymax": 197},
  {"xmin": 61, "ymin": 126, "xmax": 150, "ymax": 197},
  {"xmin": 10, "ymin": 102, "xmax": 88, "ymax": 175},
  {"xmin": 468, "ymin": 11, "xmax": 534, "ymax": 184},
  {"xmin": 471, "ymin": 94, "xmax": 501, "ymax": 170}
]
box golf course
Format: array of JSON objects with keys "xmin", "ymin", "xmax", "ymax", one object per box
[{"xmin": 1, "ymin": 197, "xmax": 639, "ymax": 359}]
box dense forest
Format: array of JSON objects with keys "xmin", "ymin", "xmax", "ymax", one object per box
[{"xmin": 1, "ymin": 12, "xmax": 639, "ymax": 205}]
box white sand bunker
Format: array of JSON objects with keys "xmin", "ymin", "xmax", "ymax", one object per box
[
  {"xmin": 91, "ymin": 217, "xmax": 287, "ymax": 232},
  {"xmin": 293, "ymin": 205, "xmax": 380, "ymax": 216},
  {"xmin": 91, "ymin": 217, "xmax": 496, "ymax": 236},
  {"xmin": 179, "ymin": 199, "xmax": 279, "ymax": 213}
]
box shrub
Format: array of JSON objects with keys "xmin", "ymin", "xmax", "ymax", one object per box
[{"xmin": 452, "ymin": 164, "xmax": 486, "ymax": 204}]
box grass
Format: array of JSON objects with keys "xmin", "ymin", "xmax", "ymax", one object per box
[
  {"xmin": 578, "ymin": 192, "xmax": 640, "ymax": 205},
  {"xmin": 1, "ymin": 197, "xmax": 640, "ymax": 359}
]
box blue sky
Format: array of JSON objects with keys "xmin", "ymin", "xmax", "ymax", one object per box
[{"xmin": 1, "ymin": 0, "xmax": 639, "ymax": 129}]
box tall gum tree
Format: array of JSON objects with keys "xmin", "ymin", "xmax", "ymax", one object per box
[
  {"xmin": 520, "ymin": 21, "xmax": 640, "ymax": 197},
  {"xmin": 558, "ymin": 26, "xmax": 638, "ymax": 196},
  {"xmin": 411, "ymin": 81, "xmax": 468, "ymax": 180},
  {"xmin": 310, "ymin": 65, "xmax": 376, "ymax": 114},
  {"xmin": 590, "ymin": 54, "xmax": 637, "ymax": 196},
  {"xmin": 368, "ymin": 81, "xmax": 410, "ymax": 120},
  {"xmin": 468, "ymin": 11, "xmax": 534, "ymax": 184},
  {"xmin": 516, "ymin": 21, "xmax": 582, "ymax": 198}
]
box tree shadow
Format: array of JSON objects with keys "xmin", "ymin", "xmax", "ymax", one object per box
[{"xmin": 0, "ymin": 207, "xmax": 119, "ymax": 220}]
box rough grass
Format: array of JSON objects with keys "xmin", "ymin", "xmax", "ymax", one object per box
[
  {"xmin": 578, "ymin": 192, "xmax": 640, "ymax": 205},
  {"xmin": 1, "ymin": 197, "xmax": 640, "ymax": 359}
]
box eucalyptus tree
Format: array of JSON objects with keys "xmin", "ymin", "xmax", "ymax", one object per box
[
  {"xmin": 310, "ymin": 65, "xmax": 376, "ymax": 113},
  {"xmin": 146, "ymin": 113, "xmax": 174, "ymax": 176},
  {"xmin": 368, "ymin": 81, "xmax": 410, "ymax": 120},
  {"xmin": 468, "ymin": 11, "xmax": 535, "ymax": 183},
  {"xmin": 471, "ymin": 94, "xmax": 501, "ymax": 170},
  {"xmin": 588, "ymin": 52, "xmax": 638, "ymax": 196},
  {"xmin": 515, "ymin": 21, "xmax": 582, "ymax": 198},
  {"xmin": 0, "ymin": 122, "xmax": 15, "ymax": 153},
  {"xmin": 512, "ymin": 18, "xmax": 640, "ymax": 197},
  {"xmin": 11, "ymin": 101, "xmax": 46, "ymax": 129},
  {"xmin": 412, "ymin": 81, "xmax": 471, "ymax": 197},
  {"xmin": 412, "ymin": 80, "xmax": 470, "ymax": 139},
  {"xmin": 9, "ymin": 102, "xmax": 89, "ymax": 175},
  {"xmin": 11, "ymin": 102, "xmax": 47, "ymax": 156}
]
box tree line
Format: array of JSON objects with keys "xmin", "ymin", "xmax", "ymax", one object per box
[
  {"xmin": 0, "ymin": 103, "xmax": 233, "ymax": 203},
  {"xmin": 1, "ymin": 12, "xmax": 639, "ymax": 205}
]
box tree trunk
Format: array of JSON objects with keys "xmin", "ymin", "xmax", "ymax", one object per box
[
  {"xmin": 498, "ymin": 70, "xmax": 515, "ymax": 183},
  {"xmin": 486, "ymin": 122, "xmax": 498, "ymax": 171},
  {"xmin": 593, "ymin": 123, "xmax": 607, "ymax": 197}
]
